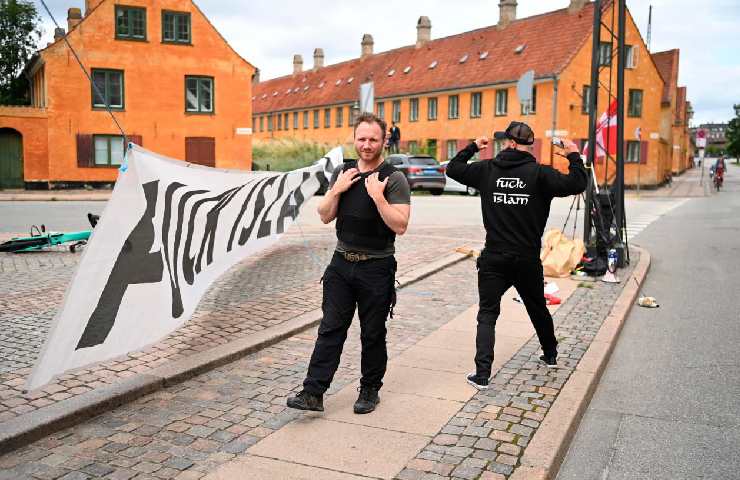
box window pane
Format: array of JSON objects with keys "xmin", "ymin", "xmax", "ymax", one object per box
[
  {"xmin": 108, "ymin": 72, "xmax": 122, "ymax": 107},
  {"xmin": 446, "ymin": 140, "xmax": 457, "ymax": 160},
  {"xmin": 163, "ymin": 14, "xmax": 175, "ymax": 41},
  {"xmin": 376, "ymin": 102, "xmax": 385, "ymax": 119},
  {"xmin": 198, "ymin": 79, "xmax": 212, "ymax": 112},
  {"xmin": 92, "ymin": 71, "xmax": 106, "ymax": 106},
  {"xmin": 303, "ymin": 111, "xmax": 308, "ymax": 129},
  {"xmin": 94, "ymin": 137, "xmax": 109, "ymax": 165},
  {"xmin": 177, "ymin": 14, "xmax": 190, "ymax": 42},
  {"xmin": 132, "ymin": 10, "xmax": 145, "ymax": 38},
  {"xmin": 186, "ymin": 78, "xmax": 199, "ymax": 111},
  {"xmin": 110, "ymin": 137, "xmax": 125, "ymax": 165},
  {"xmin": 392, "ymin": 100, "xmax": 401, "ymax": 122},
  {"xmin": 116, "ymin": 9, "xmax": 129, "ymax": 36}
]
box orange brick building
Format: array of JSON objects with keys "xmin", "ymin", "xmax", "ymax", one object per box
[
  {"xmin": 0, "ymin": 0, "xmax": 255, "ymax": 189},
  {"xmin": 651, "ymin": 49, "xmax": 692, "ymax": 175},
  {"xmin": 252, "ymin": 0, "xmax": 691, "ymax": 187}
]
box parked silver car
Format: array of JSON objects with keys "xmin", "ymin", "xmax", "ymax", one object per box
[
  {"xmin": 387, "ymin": 154, "xmax": 446, "ymax": 195},
  {"xmin": 439, "ymin": 161, "xmax": 479, "ymax": 196}
]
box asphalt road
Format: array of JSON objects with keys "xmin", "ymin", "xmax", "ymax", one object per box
[
  {"xmin": 557, "ymin": 164, "xmax": 740, "ymax": 479},
  {"xmin": 0, "ymin": 192, "xmax": 684, "ymax": 241}
]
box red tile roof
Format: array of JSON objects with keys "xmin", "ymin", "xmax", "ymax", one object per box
[
  {"xmin": 253, "ymin": 3, "xmax": 596, "ymax": 114},
  {"xmin": 651, "ymin": 49, "xmax": 679, "ymax": 105},
  {"xmin": 675, "ymin": 86, "xmax": 687, "ymax": 124}
]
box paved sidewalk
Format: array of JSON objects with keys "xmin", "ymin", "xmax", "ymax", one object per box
[
  {"xmin": 0, "ymin": 190, "xmax": 112, "ymax": 202},
  {"xmin": 625, "ymin": 166, "xmax": 710, "ymax": 198},
  {"xmin": 0, "ymin": 226, "xmax": 484, "ymax": 428},
  {"xmin": 0, "ymin": 245, "xmax": 644, "ymax": 480}
]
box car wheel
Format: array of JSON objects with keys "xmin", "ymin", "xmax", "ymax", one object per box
[
  {"xmin": 466, "ymin": 186, "xmax": 478, "ymax": 196},
  {"xmin": 430, "ymin": 189, "xmax": 443, "ymax": 196}
]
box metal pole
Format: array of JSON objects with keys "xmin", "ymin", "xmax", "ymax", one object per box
[
  {"xmin": 584, "ymin": 0, "xmax": 602, "ymax": 245},
  {"xmin": 550, "ymin": 76, "xmax": 559, "ymax": 167},
  {"xmin": 615, "ymin": 0, "xmax": 626, "ymax": 245}
]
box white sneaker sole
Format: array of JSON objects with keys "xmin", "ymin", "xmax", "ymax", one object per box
[
  {"xmin": 466, "ymin": 373, "xmax": 489, "ymax": 390},
  {"xmin": 539, "ymin": 357, "xmax": 559, "ymax": 369}
]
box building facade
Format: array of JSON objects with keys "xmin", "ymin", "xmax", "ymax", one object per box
[
  {"xmin": 252, "ymin": 0, "xmax": 691, "ymax": 187},
  {"xmin": 0, "ymin": 0, "xmax": 255, "ymax": 189}
]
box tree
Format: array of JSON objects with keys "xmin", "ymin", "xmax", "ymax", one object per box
[
  {"xmin": 0, "ymin": 0, "xmax": 41, "ymax": 105},
  {"xmin": 727, "ymin": 108, "xmax": 740, "ymax": 163}
]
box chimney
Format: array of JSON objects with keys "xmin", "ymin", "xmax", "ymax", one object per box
[
  {"xmin": 293, "ymin": 54, "xmax": 303, "ymax": 74},
  {"xmin": 67, "ymin": 8, "xmax": 82, "ymax": 32},
  {"xmin": 85, "ymin": 0, "xmax": 104, "ymax": 15},
  {"xmin": 54, "ymin": 27, "xmax": 66, "ymax": 41},
  {"xmin": 568, "ymin": 0, "xmax": 587, "ymax": 12},
  {"xmin": 313, "ymin": 48, "xmax": 324, "ymax": 70},
  {"xmin": 361, "ymin": 34, "xmax": 374, "ymax": 59},
  {"xmin": 416, "ymin": 16, "xmax": 431, "ymax": 48},
  {"xmin": 252, "ymin": 68, "xmax": 260, "ymax": 85},
  {"xmin": 498, "ymin": 0, "xmax": 517, "ymax": 28}
]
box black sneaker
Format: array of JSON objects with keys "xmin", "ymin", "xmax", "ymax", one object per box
[
  {"xmin": 466, "ymin": 373, "xmax": 489, "ymax": 390},
  {"xmin": 286, "ymin": 390, "xmax": 324, "ymax": 412},
  {"xmin": 353, "ymin": 386, "xmax": 380, "ymax": 414},
  {"xmin": 539, "ymin": 353, "xmax": 558, "ymax": 368}
]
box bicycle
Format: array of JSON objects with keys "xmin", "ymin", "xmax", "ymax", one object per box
[{"xmin": 0, "ymin": 213, "xmax": 99, "ymax": 253}]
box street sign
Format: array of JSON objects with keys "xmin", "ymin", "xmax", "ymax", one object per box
[
  {"xmin": 516, "ymin": 70, "xmax": 535, "ymax": 104},
  {"xmin": 359, "ymin": 82, "xmax": 374, "ymax": 113},
  {"xmin": 696, "ymin": 129, "xmax": 707, "ymax": 148}
]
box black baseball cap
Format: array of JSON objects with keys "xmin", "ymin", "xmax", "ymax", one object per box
[{"xmin": 493, "ymin": 121, "xmax": 535, "ymax": 145}]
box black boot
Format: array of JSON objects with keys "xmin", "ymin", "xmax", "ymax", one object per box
[
  {"xmin": 353, "ymin": 386, "xmax": 380, "ymax": 414},
  {"xmin": 286, "ymin": 390, "xmax": 324, "ymax": 412}
]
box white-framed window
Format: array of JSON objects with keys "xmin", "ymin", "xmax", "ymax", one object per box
[
  {"xmin": 428, "ymin": 97, "xmax": 438, "ymax": 120},
  {"xmin": 446, "ymin": 140, "xmax": 457, "ymax": 160},
  {"xmin": 625, "ymin": 45, "xmax": 637, "ymax": 69},
  {"xmin": 626, "ymin": 141, "xmax": 641, "ymax": 163},
  {"xmin": 376, "ymin": 101, "xmax": 385, "ymax": 119},
  {"xmin": 599, "ymin": 42, "xmax": 612, "ymax": 66},
  {"xmin": 94, "ymin": 135, "xmax": 125, "ymax": 166},
  {"xmin": 448, "ymin": 95, "xmax": 459, "ymax": 119},
  {"xmin": 495, "ymin": 89, "xmax": 508, "ymax": 116},
  {"xmin": 470, "ymin": 92, "xmax": 482, "ymax": 118},
  {"xmin": 392, "ymin": 100, "xmax": 401, "ymax": 122},
  {"xmin": 409, "ymin": 98, "xmax": 419, "ymax": 122}
]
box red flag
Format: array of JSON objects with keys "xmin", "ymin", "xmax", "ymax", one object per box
[{"xmin": 583, "ymin": 100, "xmax": 618, "ymax": 158}]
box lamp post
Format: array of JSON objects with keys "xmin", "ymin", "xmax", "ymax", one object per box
[{"xmin": 350, "ymin": 101, "xmax": 360, "ymax": 126}]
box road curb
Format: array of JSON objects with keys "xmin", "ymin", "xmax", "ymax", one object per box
[
  {"xmin": 514, "ymin": 246, "xmax": 651, "ymax": 480},
  {"xmin": 0, "ymin": 250, "xmax": 472, "ymax": 455}
]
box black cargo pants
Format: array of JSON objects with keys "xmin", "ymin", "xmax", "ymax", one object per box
[
  {"xmin": 475, "ymin": 249, "xmax": 558, "ymax": 379},
  {"xmin": 303, "ymin": 252, "xmax": 396, "ymax": 395}
]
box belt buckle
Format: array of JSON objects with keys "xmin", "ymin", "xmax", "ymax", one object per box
[{"xmin": 344, "ymin": 252, "xmax": 362, "ymax": 262}]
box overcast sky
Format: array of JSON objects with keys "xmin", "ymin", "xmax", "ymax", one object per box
[{"xmin": 37, "ymin": 0, "xmax": 739, "ymax": 125}]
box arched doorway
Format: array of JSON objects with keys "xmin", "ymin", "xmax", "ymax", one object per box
[{"xmin": 0, "ymin": 128, "xmax": 24, "ymax": 189}]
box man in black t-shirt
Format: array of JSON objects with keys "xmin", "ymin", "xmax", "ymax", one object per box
[{"xmin": 287, "ymin": 113, "xmax": 410, "ymax": 414}]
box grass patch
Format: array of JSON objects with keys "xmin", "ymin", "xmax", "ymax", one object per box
[{"xmin": 252, "ymin": 138, "xmax": 353, "ymax": 171}]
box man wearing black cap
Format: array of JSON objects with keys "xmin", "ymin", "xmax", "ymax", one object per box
[{"xmin": 446, "ymin": 121, "xmax": 587, "ymax": 389}]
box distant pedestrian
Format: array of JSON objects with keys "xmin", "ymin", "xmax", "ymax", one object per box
[{"xmin": 389, "ymin": 122, "xmax": 401, "ymax": 153}]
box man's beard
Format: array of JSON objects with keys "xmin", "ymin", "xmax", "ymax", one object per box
[{"xmin": 357, "ymin": 147, "xmax": 382, "ymax": 164}]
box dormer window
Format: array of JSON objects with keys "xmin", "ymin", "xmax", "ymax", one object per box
[
  {"xmin": 403, "ymin": 66, "xmax": 411, "ymax": 74},
  {"xmin": 285, "ymin": 89, "xmax": 291, "ymax": 94},
  {"xmin": 459, "ymin": 54, "xmax": 468, "ymax": 63},
  {"xmin": 515, "ymin": 44, "xmax": 526, "ymax": 54},
  {"xmin": 479, "ymin": 51, "xmax": 489, "ymax": 60},
  {"xmin": 335, "ymin": 79, "xmax": 342, "ymax": 85},
  {"xmin": 347, "ymin": 77, "xmax": 354, "ymax": 83},
  {"xmin": 318, "ymin": 82, "xmax": 325, "ymax": 88},
  {"xmin": 293, "ymin": 87, "xmax": 299, "ymax": 93},
  {"xmin": 429, "ymin": 60, "xmax": 438, "ymax": 69},
  {"xmin": 304, "ymin": 85, "xmax": 309, "ymax": 91},
  {"xmin": 388, "ymin": 69, "xmax": 395, "ymax": 76},
  {"xmin": 272, "ymin": 91, "xmax": 278, "ymax": 96}
]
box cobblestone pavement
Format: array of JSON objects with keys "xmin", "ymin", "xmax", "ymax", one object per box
[
  {"xmin": 0, "ymin": 255, "xmax": 483, "ymax": 480},
  {"xmin": 0, "ymin": 225, "xmax": 485, "ymax": 424},
  {"xmin": 395, "ymin": 253, "xmax": 639, "ymax": 480}
]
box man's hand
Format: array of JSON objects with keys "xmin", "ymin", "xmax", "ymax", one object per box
[
  {"xmin": 563, "ymin": 139, "xmax": 580, "ymax": 155},
  {"xmin": 365, "ymin": 172, "xmax": 388, "ymax": 201},
  {"xmin": 331, "ymin": 168, "xmax": 360, "ymax": 194},
  {"xmin": 475, "ymin": 136, "xmax": 490, "ymax": 151}
]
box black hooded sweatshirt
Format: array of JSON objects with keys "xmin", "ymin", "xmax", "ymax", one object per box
[{"xmin": 447, "ymin": 143, "xmax": 587, "ymax": 257}]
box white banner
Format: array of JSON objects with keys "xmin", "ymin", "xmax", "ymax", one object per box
[{"xmin": 27, "ymin": 145, "xmax": 342, "ymax": 390}]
